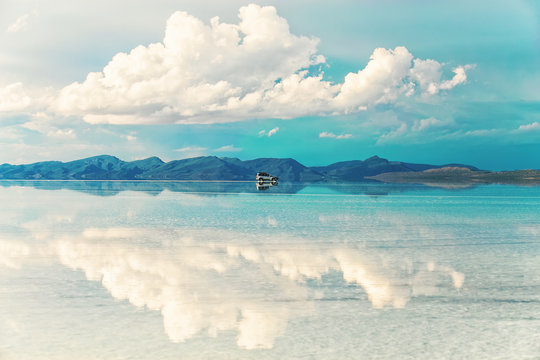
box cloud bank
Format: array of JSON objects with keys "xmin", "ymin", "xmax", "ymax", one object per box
[{"xmin": 1, "ymin": 4, "xmax": 471, "ymax": 125}]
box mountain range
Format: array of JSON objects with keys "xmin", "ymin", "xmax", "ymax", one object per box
[{"xmin": 0, "ymin": 155, "xmax": 480, "ymax": 182}]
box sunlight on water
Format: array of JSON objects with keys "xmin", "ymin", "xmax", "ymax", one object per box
[{"xmin": 0, "ymin": 182, "xmax": 539, "ymax": 359}]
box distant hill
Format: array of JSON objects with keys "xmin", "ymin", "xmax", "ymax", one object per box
[
  {"xmin": 367, "ymin": 167, "xmax": 540, "ymax": 185},
  {"xmin": 0, "ymin": 154, "xmax": 482, "ymax": 182},
  {"xmin": 310, "ymin": 155, "xmax": 478, "ymax": 181}
]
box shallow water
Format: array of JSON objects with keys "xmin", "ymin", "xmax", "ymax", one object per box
[{"xmin": 1, "ymin": 181, "xmax": 539, "ymax": 359}]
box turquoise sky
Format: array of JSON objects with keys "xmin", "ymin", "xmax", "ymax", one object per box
[{"xmin": 1, "ymin": 0, "xmax": 538, "ymax": 169}]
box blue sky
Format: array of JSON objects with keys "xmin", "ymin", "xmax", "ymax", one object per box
[{"xmin": 0, "ymin": 0, "xmax": 538, "ymax": 169}]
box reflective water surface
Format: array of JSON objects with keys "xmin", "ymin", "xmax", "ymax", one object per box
[{"xmin": 1, "ymin": 181, "xmax": 539, "ymax": 359}]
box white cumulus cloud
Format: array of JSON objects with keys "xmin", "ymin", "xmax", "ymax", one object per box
[
  {"xmin": 2, "ymin": 5, "xmax": 472, "ymax": 126},
  {"xmin": 53, "ymin": 4, "xmax": 324, "ymax": 124},
  {"xmin": 0, "ymin": 83, "xmax": 32, "ymax": 112},
  {"xmin": 335, "ymin": 46, "xmax": 415, "ymax": 110},
  {"xmin": 410, "ymin": 61, "xmax": 474, "ymax": 95},
  {"xmin": 267, "ymin": 126, "xmax": 279, "ymax": 137},
  {"xmin": 259, "ymin": 127, "xmax": 280, "ymax": 137},
  {"xmin": 319, "ymin": 131, "xmax": 352, "ymax": 139},
  {"xmin": 47, "ymin": 4, "xmax": 471, "ymax": 125},
  {"xmin": 517, "ymin": 121, "xmax": 540, "ymax": 132}
]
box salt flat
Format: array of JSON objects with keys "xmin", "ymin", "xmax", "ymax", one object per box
[{"xmin": 1, "ymin": 182, "xmax": 539, "ymax": 359}]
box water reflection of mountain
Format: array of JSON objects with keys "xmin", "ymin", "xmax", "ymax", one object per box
[
  {"xmin": 0, "ymin": 180, "xmax": 302, "ymax": 196},
  {"xmin": 0, "ymin": 179, "xmax": 478, "ymax": 197}
]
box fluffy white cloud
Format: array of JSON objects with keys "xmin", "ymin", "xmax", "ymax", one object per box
[
  {"xmin": 517, "ymin": 121, "xmax": 540, "ymax": 132},
  {"xmin": 0, "ymin": 81, "xmax": 54, "ymax": 119},
  {"xmin": 52, "ymin": 4, "xmax": 325, "ymax": 124},
  {"xmin": 259, "ymin": 126, "xmax": 280, "ymax": 137},
  {"xmin": 335, "ymin": 46, "xmax": 415, "ymax": 110},
  {"xmin": 409, "ymin": 59, "xmax": 443, "ymax": 94},
  {"xmin": 0, "ymin": 83, "xmax": 32, "ymax": 112},
  {"xmin": 410, "ymin": 60, "xmax": 474, "ymax": 95},
  {"xmin": 267, "ymin": 126, "xmax": 279, "ymax": 136},
  {"xmin": 319, "ymin": 131, "xmax": 352, "ymax": 139},
  {"xmin": 43, "ymin": 4, "xmax": 470, "ymax": 125},
  {"xmin": 0, "ymin": 5, "xmax": 471, "ymax": 126},
  {"xmin": 439, "ymin": 65, "xmax": 474, "ymax": 91}
]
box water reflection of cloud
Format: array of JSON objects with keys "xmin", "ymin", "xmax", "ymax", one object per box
[
  {"xmin": 0, "ymin": 239, "xmax": 30, "ymax": 268},
  {"xmin": 45, "ymin": 227, "xmax": 465, "ymax": 348},
  {"xmin": 51, "ymin": 228, "xmax": 313, "ymax": 349},
  {"xmin": 227, "ymin": 244, "xmax": 464, "ymax": 309},
  {"xmin": 1, "ymin": 225, "xmax": 466, "ymax": 349},
  {"xmin": 0, "ymin": 187, "xmax": 470, "ymax": 350},
  {"xmin": 517, "ymin": 225, "xmax": 540, "ymax": 237}
]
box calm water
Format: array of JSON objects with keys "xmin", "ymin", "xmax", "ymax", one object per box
[{"xmin": 1, "ymin": 181, "xmax": 539, "ymax": 359}]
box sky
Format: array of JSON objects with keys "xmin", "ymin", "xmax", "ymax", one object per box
[{"xmin": 0, "ymin": 0, "xmax": 539, "ymax": 170}]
